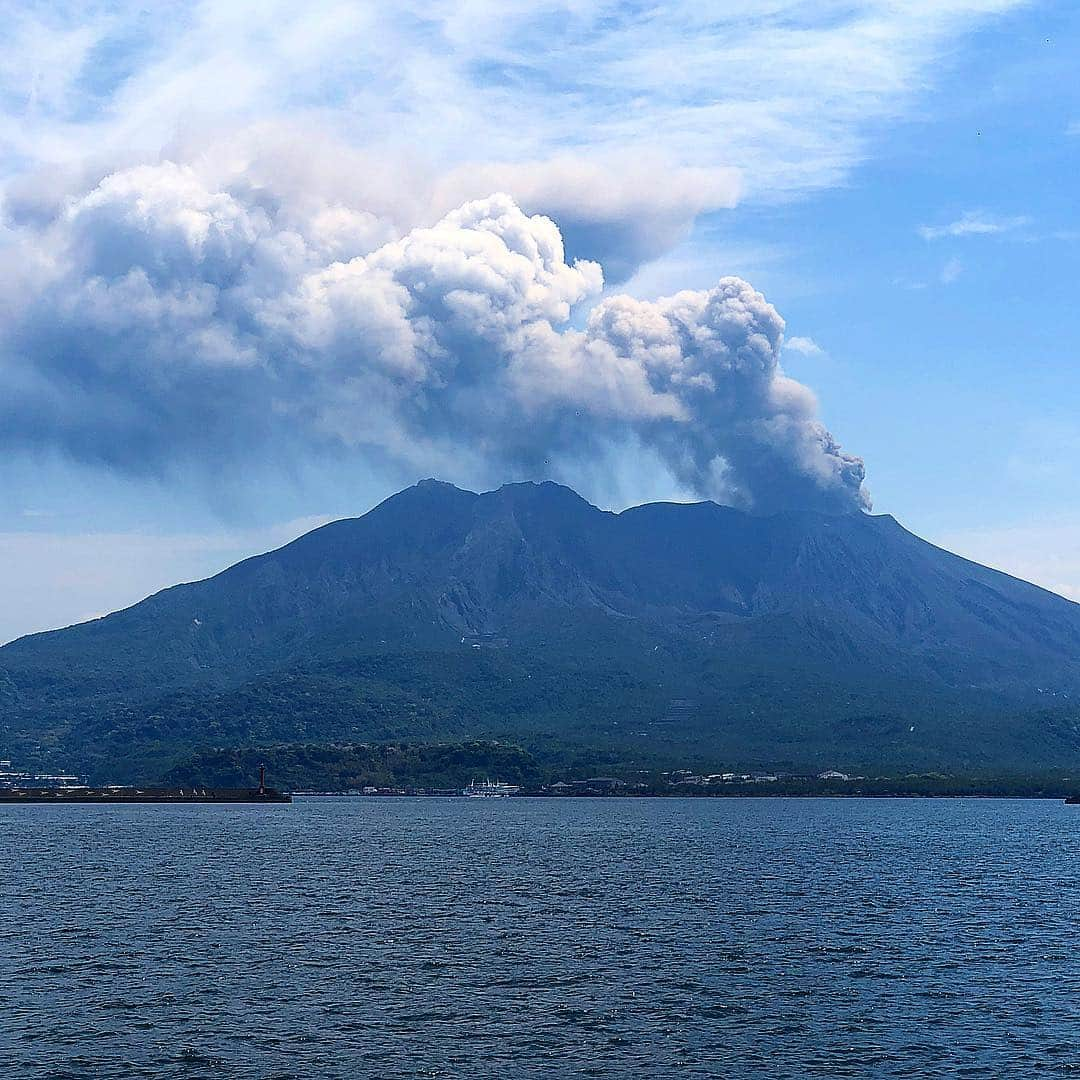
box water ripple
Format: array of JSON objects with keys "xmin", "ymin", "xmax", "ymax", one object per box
[{"xmin": 1, "ymin": 797, "xmax": 1078, "ymax": 1078}]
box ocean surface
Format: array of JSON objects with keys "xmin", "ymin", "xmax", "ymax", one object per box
[{"xmin": 1, "ymin": 797, "xmax": 1077, "ymax": 1079}]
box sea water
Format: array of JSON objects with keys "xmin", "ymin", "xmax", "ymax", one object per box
[{"xmin": 1, "ymin": 797, "xmax": 1077, "ymax": 1078}]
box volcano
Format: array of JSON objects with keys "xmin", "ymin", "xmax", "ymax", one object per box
[{"xmin": 3, "ymin": 480, "xmax": 1079, "ymax": 778}]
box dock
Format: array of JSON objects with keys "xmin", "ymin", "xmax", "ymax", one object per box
[
  {"xmin": 0, "ymin": 764, "xmax": 290, "ymax": 803},
  {"xmin": 0, "ymin": 786, "xmax": 291, "ymax": 804}
]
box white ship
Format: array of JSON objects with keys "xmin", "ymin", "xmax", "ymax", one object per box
[{"xmin": 462, "ymin": 779, "xmax": 520, "ymax": 798}]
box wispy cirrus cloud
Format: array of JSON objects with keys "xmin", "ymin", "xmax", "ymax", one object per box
[
  {"xmin": 918, "ymin": 210, "xmax": 1031, "ymax": 240},
  {"xmin": 2, "ymin": 1, "xmax": 1030, "ymax": 278},
  {"xmin": 940, "ymin": 257, "xmax": 964, "ymax": 284}
]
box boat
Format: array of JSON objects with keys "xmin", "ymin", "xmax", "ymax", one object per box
[
  {"xmin": 1066, "ymin": 795, "xmax": 1080, "ymax": 804},
  {"xmin": 463, "ymin": 779, "xmax": 520, "ymax": 798}
]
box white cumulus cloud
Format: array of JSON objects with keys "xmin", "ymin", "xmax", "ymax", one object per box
[
  {"xmin": 0, "ymin": 170, "xmax": 867, "ymax": 513},
  {"xmin": 783, "ymin": 336, "xmax": 825, "ymax": 357}
]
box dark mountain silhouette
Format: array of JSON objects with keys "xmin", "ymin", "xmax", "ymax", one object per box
[{"xmin": 3, "ymin": 480, "xmax": 1080, "ymax": 779}]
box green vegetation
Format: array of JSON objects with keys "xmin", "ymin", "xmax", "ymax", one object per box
[
  {"xmin": 165, "ymin": 740, "xmax": 550, "ymax": 791},
  {"xmin": 5, "ymin": 642, "xmax": 1080, "ymax": 784},
  {"xmin": 163, "ymin": 739, "xmax": 1080, "ymax": 799}
]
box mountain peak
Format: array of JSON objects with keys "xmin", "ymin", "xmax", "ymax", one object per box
[
  {"xmin": 485, "ymin": 479, "xmax": 599, "ymax": 509},
  {"xmin": 414, "ymin": 477, "xmax": 471, "ymax": 493}
]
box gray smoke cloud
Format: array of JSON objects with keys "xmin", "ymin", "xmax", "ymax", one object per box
[{"xmin": 0, "ymin": 163, "xmax": 868, "ymax": 513}]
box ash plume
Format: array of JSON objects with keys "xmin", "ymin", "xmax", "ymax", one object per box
[{"xmin": 0, "ymin": 165, "xmax": 868, "ymax": 513}]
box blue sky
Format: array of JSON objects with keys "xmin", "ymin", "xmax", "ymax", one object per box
[{"xmin": 1, "ymin": 0, "xmax": 1078, "ymax": 642}]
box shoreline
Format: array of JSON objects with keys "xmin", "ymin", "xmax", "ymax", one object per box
[{"xmin": 290, "ymin": 790, "xmax": 1076, "ymax": 801}]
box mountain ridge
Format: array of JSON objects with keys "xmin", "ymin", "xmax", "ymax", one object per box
[{"xmin": 3, "ymin": 479, "xmax": 1079, "ymax": 779}]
